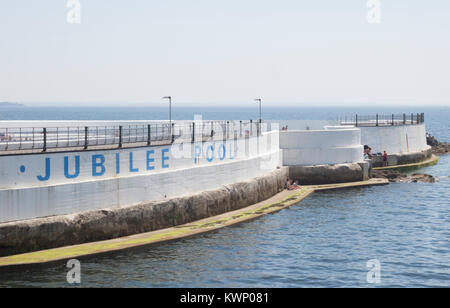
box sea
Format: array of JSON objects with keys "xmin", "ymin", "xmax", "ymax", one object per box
[{"xmin": 0, "ymin": 105, "xmax": 448, "ymax": 288}]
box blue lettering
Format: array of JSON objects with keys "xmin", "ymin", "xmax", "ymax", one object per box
[
  {"xmin": 194, "ymin": 145, "xmax": 202, "ymax": 164},
  {"xmin": 219, "ymin": 144, "xmax": 226, "ymax": 160},
  {"xmin": 37, "ymin": 158, "xmax": 51, "ymax": 182},
  {"xmin": 116, "ymin": 153, "xmax": 120, "ymax": 174},
  {"xmin": 229, "ymin": 142, "xmax": 235, "ymax": 160},
  {"xmin": 64, "ymin": 156, "xmax": 80, "ymax": 179},
  {"xmin": 129, "ymin": 152, "xmax": 139, "ymax": 173},
  {"xmin": 206, "ymin": 145, "xmax": 214, "ymax": 162},
  {"xmin": 147, "ymin": 150, "xmax": 155, "ymax": 170},
  {"xmin": 162, "ymin": 148, "xmax": 170, "ymax": 168},
  {"xmin": 92, "ymin": 154, "xmax": 106, "ymax": 177}
]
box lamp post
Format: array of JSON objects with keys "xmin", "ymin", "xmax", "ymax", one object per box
[
  {"xmin": 254, "ymin": 98, "xmax": 262, "ymax": 136},
  {"xmin": 254, "ymin": 98, "xmax": 262, "ymax": 123},
  {"xmin": 162, "ymin": 96, "xmax": 172, "ymax": 140}
]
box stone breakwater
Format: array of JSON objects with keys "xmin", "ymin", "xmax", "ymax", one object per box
[
  {"xmin": 288, "ymin": 163, "xmax": 369, "ymax": 185},
  {"xmin": 371, "ymin": 169, "xmax": 435, "ymax": 183},
  {"xmin": 0, "ymin": 168, "xmax": 288, "ymax": 257},
  {"xmin": 427, "ymin": 134, "xmax": 449, "ymax": 155}
]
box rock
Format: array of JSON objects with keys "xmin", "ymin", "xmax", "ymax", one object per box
[
  {"xmin": 409, "ymin": 173, "xmax": 435, "ymax": 183},
  {"xmin": 433, "ymin": 144, "xmax": 449, "ymax": 155},
  {"xmin": 371, "ymin": 169, "xmax": 435, "ymax": 183},
  {"xmin": 427, "ymin": 134, "xmax": 440, "ymax": 147},
  {"xmin": 427, "ymin": 134, "xmax": 450, "ymax": 155},
  {"xmin": 289, "ymin": 163, "xmax": 366, "ymax": 185}
]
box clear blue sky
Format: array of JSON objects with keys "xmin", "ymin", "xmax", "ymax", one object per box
[{"xmin": 0, "ymin": 0, "xmax": 449, "ymax": 106}]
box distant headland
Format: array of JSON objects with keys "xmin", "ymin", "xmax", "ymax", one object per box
[{"xmin": 0, "ymin": 102, "xmax": 25, "ymax": 107}]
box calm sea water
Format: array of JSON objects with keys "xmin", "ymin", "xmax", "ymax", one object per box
[{"xmin": 0, "ymin": 106, "xmax": 449, "ymax": 288}]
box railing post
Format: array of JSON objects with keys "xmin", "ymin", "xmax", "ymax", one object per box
[
  {"xmin": 192, "ymin": 122, "xmax": 195, "ymax": 143},
  {"xmin": 411, "ymin": 113, "xmax": 414, "ymax": 124},
  {"xmin": 171, "ymin": 123, "xmax": 175, "ymax": 144},
  {"xmin": 147, "ymin": 124, "xmax": 151, "ymax": 145},
  {"xmin": 84, "ymin": 127, "xmax": 88, "ymax": 150},
  {"xmin": 392, "ymin": 114, "xmax": 395, "ymax": 126},
  {"xmin": 376, "ymin": 114, "xmax": 379, "ymax": 127},
  {"xmin": 226, "ymin": 121, "xmax": 229, "ymax": 139},
  {"xmin": 355, "ymin": 114, "xmax": 358, "ymax": 127},
  {"xmin": 19, "ymin": 128, "xmax": 22, "ymax": 150},
  {"xmin": 422, "ymin": 113, "xmax": 425, "ymax": 123},
  {"xmin": 209, "ymin": 121, "xmax": 212, "ymax": 140},
  {"xmin": 119, "ymin": 126, "xmax": 123, "ymax": 148},
  {"xmin": 417, "ymin": 113, "xmax": 420, "ymax": 125},
  {"xmin": 250, "ymin": 120, "xmax": 253, "ymax": 136},
  {"xmin": 42, "ymin": 128, "xmax": 47, "ymax": 152},
  {"xmin": 403, "ymin": 113, "xmax": 406, "ymax": 125},
  {"xmin": 240, "ymin": 120, "xmax": 242, "ymax": 137}
]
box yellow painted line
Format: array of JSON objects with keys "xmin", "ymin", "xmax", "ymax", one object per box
[
  {"xmin": 311, "ymin": 178, "xmax": 389, "ymax": 191},
  {"xmin": 0, "ymin": 178, "xmax": 389, "ymax": 269},
  {"xmin": 373, "ymin": 155, "xmax": 439, "ymax": 171}
]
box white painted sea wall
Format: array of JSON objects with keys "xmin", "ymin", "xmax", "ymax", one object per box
[
  {"xmin": 0, "ymin": 131, "xmax": 281, "ymax": 223},
  {"xmin": 359, "ymin": 123, "xmax": 429, "ymax": 154},
  {"xmin": 280, "ymin": 128, "xmax": 364, "ymax": 166}
]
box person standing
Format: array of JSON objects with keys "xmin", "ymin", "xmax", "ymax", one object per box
[{"xmin": 383, "ymin": 151, "xmax": 388, "ymax": 166}]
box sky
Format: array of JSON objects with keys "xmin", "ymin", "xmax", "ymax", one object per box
[{"xmin": 0, "ymin": 0, "xmax": 449, "ymax": 107}]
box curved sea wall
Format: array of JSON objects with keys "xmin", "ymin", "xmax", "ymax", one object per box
[
  {"xmin": 289, "ymin": 163, "xmax": 369, "ymax": 185},
  {"xmin": 0, "ymin": 168, "xmax": 287, "ymax": 256},
  {"xmin": 359, "ymin": 123, "xmax": 429, "ymax": 155},
  {"xmin": 279, "ymin": 129, "xmax": 367, "ymax": 184},
  {"xmin": 0, "ymin": 131, "xmax": 281, "ymax": 224},
  {"xmin": 280, "ymin": 129, "xmax": 363, "ymax": 166},
  {"xmin": 371, "ymin": 148, "xmax": 432, "ymax": 168}
]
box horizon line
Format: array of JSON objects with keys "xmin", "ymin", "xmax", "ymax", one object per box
[{"xmin": 2, "ymin": 102, "xmax": 450, "ymax": 108}]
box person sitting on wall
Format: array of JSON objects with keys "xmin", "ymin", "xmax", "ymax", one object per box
[
  {"xmin": 285, "ymin": 178, "xmax": 291, "ymax": 190},
  {"xmin": 368, "ymin": 147, "xmax": 373, "ymax": 159},
  {"xmin": 286, "ymin": 180, "xmax": 302, "ymax": 190},
  {"xmin": 291, "ymin": 181, "xmax": 302, "ymax": 190},
  {"xmin": 364, "ymin": 145, "xmax": 370, "ymax": 159},
  {"xmin": 383, "ymin": 151, "xmax": 388, "ymax": 166}
]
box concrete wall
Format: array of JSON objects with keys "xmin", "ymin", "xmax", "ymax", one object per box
[
  {"xmin": 280, "ymin": 129, "xmax": 364, "ymax": 166},
  {"xmin": 0, "ymin": 132, "xmax": 281, "ymax": 223},
  {"xmin": 359, "ymin": 123, "xmax": 429, "ymax": 154},
  {"xmin": 371, "ymin": 148, "xmax": 432, "ymax": 168},
  {"xmin": 0, "ymin": 168, "xmax": 288, "ymax": 256},
  {"xmin": 289, "ymin": 162, "xmax": 369, "ymax": 185}
]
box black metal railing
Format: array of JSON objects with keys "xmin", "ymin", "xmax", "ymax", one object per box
[
  {"xmin": 0, "ymin": 120, "xmax": 265, "ymax": 153},
  {"xmin": 340, "ymin": 113, "xmax": 425, "ymax": 127}
]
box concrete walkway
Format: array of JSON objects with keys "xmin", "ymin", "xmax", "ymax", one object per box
[{"xmin": 0, "ymin": 178, "xmax": 389, "ymax": 270}]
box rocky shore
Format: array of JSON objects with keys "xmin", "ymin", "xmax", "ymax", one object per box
[
  {"xmin": 427, "ymin": 134, "xmax": 449, "ymax": 155},
  {"xmin": 371, "ymin": 169, "xmax": 435, "ymax": 183}
]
